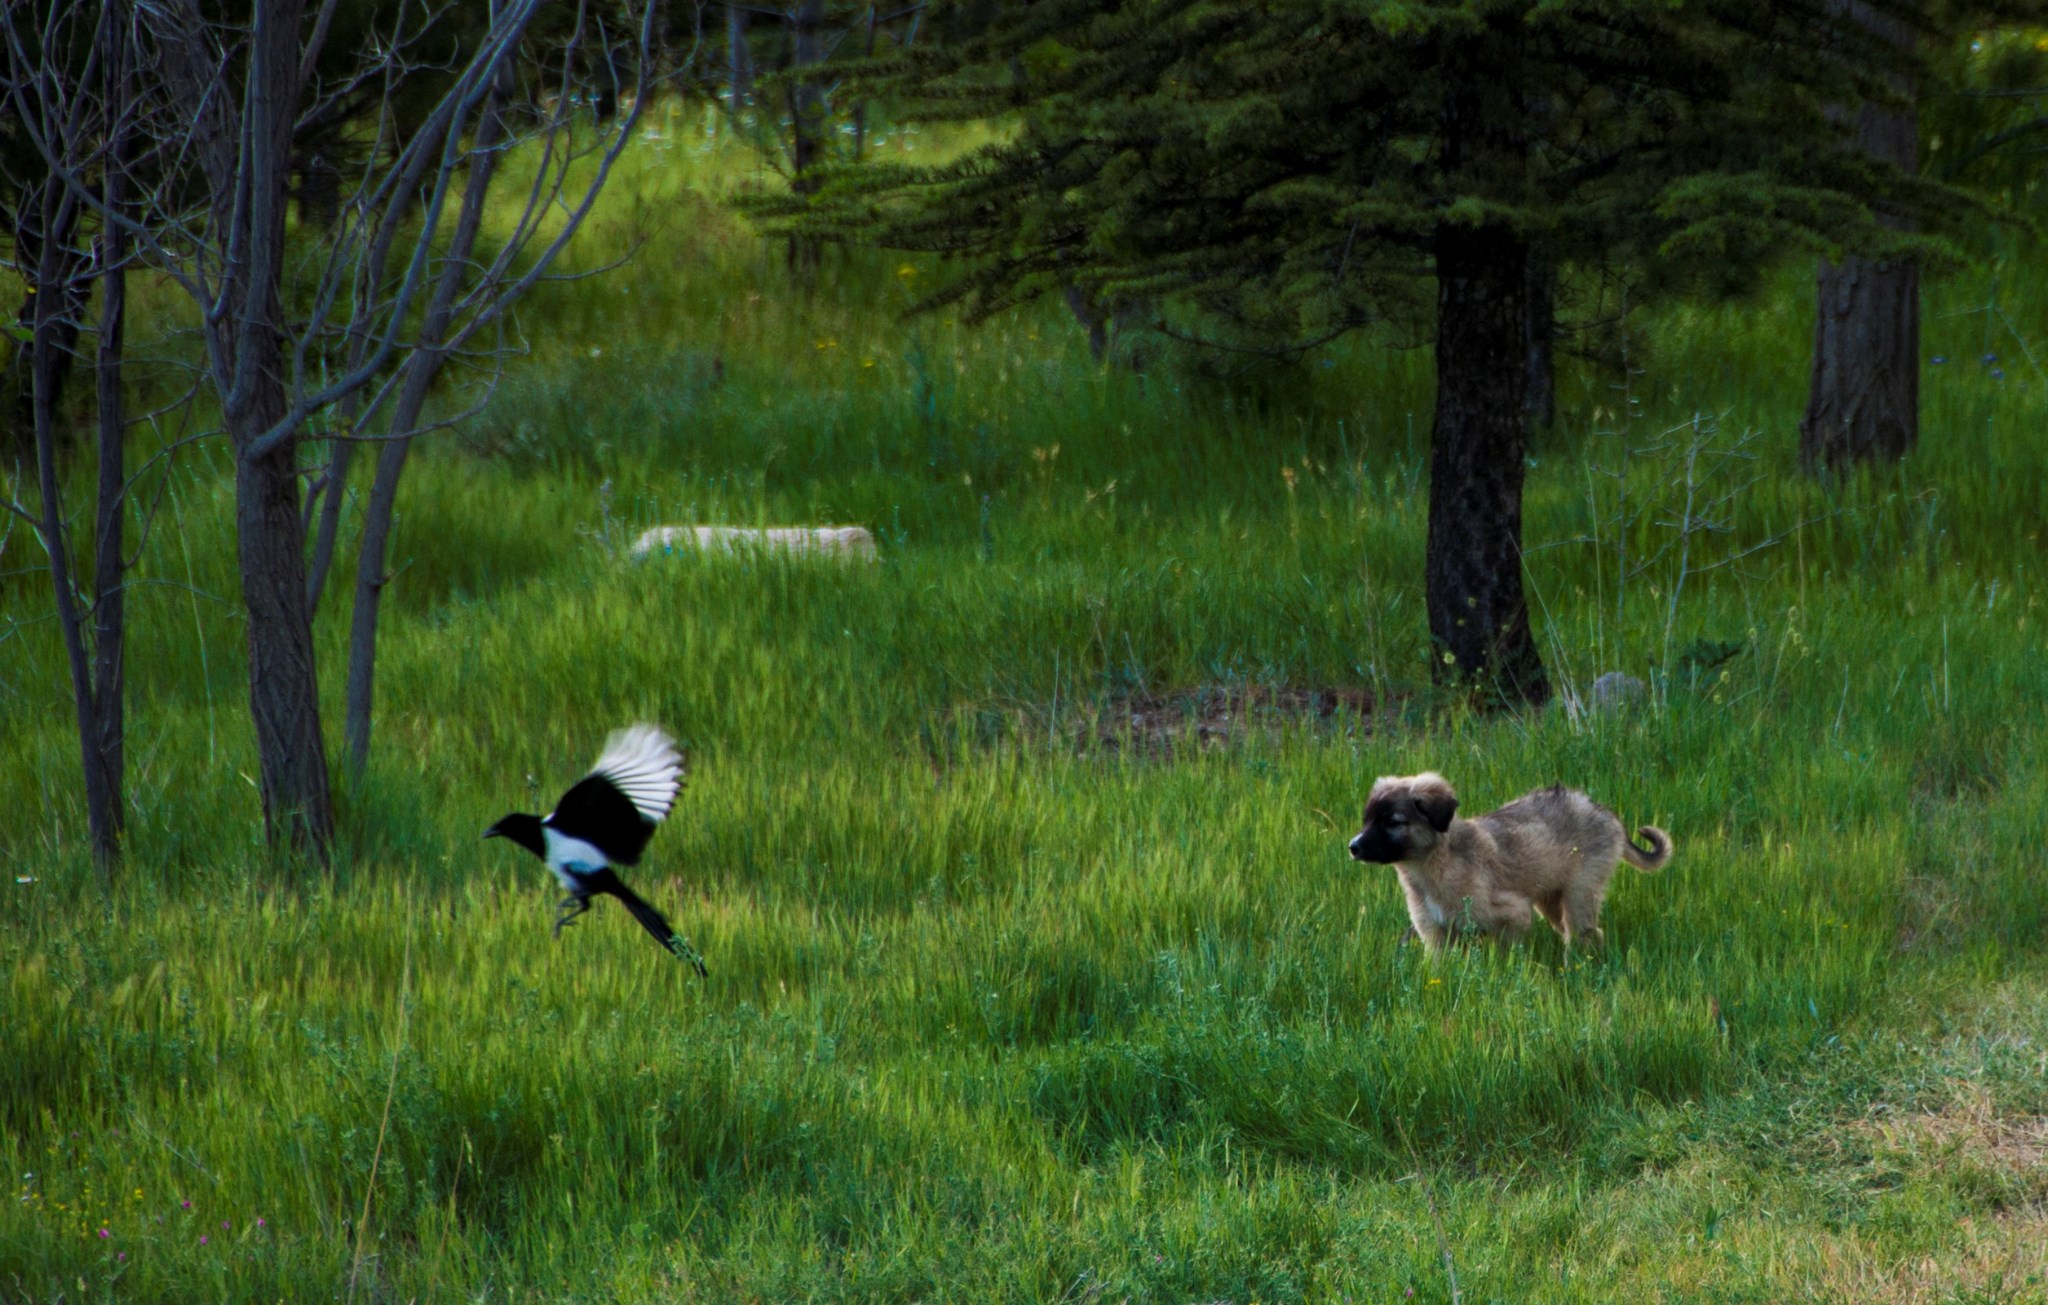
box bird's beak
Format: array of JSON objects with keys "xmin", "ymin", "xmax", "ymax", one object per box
[{"xmin": 481, "ymin": 827, "xmax": 500, "ymax": 841}]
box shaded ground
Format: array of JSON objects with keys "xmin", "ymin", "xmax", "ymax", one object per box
[
  {"xmin": 1092, "ymin": 684, "xmax": 1377, "ymax": 753},
  {"xmin": 962, "ymin": 683, "xmax": 1381, "ymax": 757}
]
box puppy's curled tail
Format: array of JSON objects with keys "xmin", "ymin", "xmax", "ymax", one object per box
[{"xmin": 1622, "ymin": 825, "xmax": 1672, "ymax": 871}]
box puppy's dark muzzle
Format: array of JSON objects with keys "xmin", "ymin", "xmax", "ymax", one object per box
[{"xmin": 1348, "ymin": 830, "xmax": 1398, "ymax": 864}]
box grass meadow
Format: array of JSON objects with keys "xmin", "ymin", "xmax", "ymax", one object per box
[{"xmin": 3, "ymin": 108, "xmax": 2047, "ymax": 1301}]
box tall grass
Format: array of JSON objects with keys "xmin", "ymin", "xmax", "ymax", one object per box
[{"xmin": 2, "ymin": 114, "xmax": 2044, "ymax": 1301}]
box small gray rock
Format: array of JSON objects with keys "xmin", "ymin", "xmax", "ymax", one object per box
[{"xmin": 1589, "ymin": 671, "xmax": 1647, "ymax": 713}]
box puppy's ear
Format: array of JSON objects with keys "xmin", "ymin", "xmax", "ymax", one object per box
[{"xmin": 1411, "ymin": 778, "xmax": 1458, "ymax": 833}]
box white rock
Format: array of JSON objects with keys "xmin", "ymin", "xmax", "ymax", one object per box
[
  {"xmin": 1589, "ymin": 671, "xmax": 1647, "ymax": 713},
  {"xmin": 629, "ymin": 524, "xmax": 879, "ymax": 563}
]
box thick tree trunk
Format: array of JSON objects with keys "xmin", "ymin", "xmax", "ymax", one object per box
[
  {"xmin": 1800, "ymin": 254, "xmax": 1919, "ymax": 468},
  {"xmin": 1800, "ymin": 0, "xmax": 1919, "ymax": 471},
  {"xmin": 1426, "ymin": 222, "xmax": 1548, "ymax": 705},
  {"xmin": 184, "ymin": 0, "xmax": 333, "ymax": 854},
  {"xmin": 1524, "ymin": 243, "xmax": 1556, "ymax": 433},
  {"xmin": 235, "ymin": 432, "xmax": 335, "ymax": 851},
  {"xmin": 227, "ymin": 0, "xmax": 331, "ymax": 849}
]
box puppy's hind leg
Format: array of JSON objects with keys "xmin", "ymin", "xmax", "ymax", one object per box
[
  {"xmin": 1559, "ymin": 881, "xmax": 1609, "ymax": 952},
  {"xmin": 1490, "ymin": 900, "xmax": 1535, "ymax": 945}
]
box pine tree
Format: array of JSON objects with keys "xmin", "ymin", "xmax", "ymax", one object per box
[
  {"xmin": 771, "ymin": 0, "xmax": 1958, "ymax": 703},
  {"xmin": 1803, "ymin": 13, "xmax": 2048, "ymax": 472}
]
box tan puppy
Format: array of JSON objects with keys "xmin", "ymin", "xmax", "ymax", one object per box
[{"xmin": 1347, "ymin": 773, "xmax": 1670, "ymax": 951}]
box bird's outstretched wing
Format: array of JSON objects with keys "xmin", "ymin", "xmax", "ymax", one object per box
[
  {"xmin": 589, "ymin": 869, "xmax": 708, "ymax": 977},
  {"xmin": 588, "ymin": 724, "xmax": 684, "ymax": 823},
  {"xmin": 548, "ymin": 724, "xmax": 684, "ymax": 865}
]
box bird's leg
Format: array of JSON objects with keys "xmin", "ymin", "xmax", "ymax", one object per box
[{"xmin": 553, "ymin": 895, "xmax": 591, "ymax": 938}]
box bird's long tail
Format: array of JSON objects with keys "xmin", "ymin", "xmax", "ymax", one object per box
[
  {"xmin": 1621, "ymin": 825, "xmax": 1672, "ymax": 872},
  {"xmin": 594, "ymin": 871, "xmax": 708, "ymax": 977}
]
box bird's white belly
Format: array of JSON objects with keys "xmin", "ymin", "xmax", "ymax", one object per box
[{"xmin": 541, "ymin": 827, "xmax": 609, "ymax": 890}]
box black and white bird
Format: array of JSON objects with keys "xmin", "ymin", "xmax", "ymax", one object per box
[{"xmin": 484, "ymin": 723, "xmax": 707, "ymax": 975}]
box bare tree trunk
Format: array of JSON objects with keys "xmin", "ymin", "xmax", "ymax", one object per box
[
  {"xmin": 1524, "ymin": 242, "xmax": 1556, "ymax": 434},
  {"xmin": 1427, "ymin": 221, "xmax": 1548, "ymax": 705},
  {"xmin": 790, "ymin": 0, "xmax": 824, "ymax": 177},
  {"xmin": 28, "ymin": 181, "xmax": 125, "ymax": 875},
  {"xmin": 727, "ymin": 3, "xmax": 752, "ymax": 112},
  {"xmin": 5, "ymin": 0, "xmax": 137, "ymax": 874},
  {"xmin": 343, "ymin": 432, "xmax": 411, "ymax": 777},
  {"xmin": 343, "ymin": 79, "xmax": 510, "ymax": 776},
  {"xmin": 304, "ymin": 419, "xmax": 355, "ymax": 610},
  {"xmin": 1800, "ymin": 0, "xmax": 1919, "ymax": 471},
  {"xmin": 852, "ymin": 5, "xmax": 877, "ymax": 162},
  {"xmin": 786, "ymin": 0, "xmax": 825, "ymax": 268},
  {"xmin": 88, "ymin": 6, "xmax": 134, "ymax": 868},
  {"xmin": 89, "ymin": 237, "xmax": 127, "ymax": 868}
]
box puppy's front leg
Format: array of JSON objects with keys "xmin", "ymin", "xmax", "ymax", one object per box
[{"xmin": 1399, "ymin": 880, "xmax": 1451, "ymax": 953}]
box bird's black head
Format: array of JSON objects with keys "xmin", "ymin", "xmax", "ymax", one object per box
[{"xmin": 483, "ymin": 812, "xmax": 547, "ymax": 859}]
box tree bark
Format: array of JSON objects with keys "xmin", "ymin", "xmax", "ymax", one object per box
[
  {"xmin": 1426, "ymin": 222, "xmax": 1548, "ymax": 705},
  {"xmin": 1799, "ymin": 0, "xmax": 1919, "ymax": 471},
  {"xmin": 852, "ymin": 5, "xmax": 877, "ymax": 162},
  {"xmin": 7, "ymin": 0, "xmax": 135, "ymax": 874},
  {"xmin": 87, "ymin": 2, "xmax": 134, "ymax": 868},
  {"xmin": 1524, "ymin": 243, "xmax": 1556, "ymax": 433},
  {"xmin": 235, "ymin": 433, "xmax": 334, "ymax": 850},
  {"xmin": 786, "ymin": 0, "xmax": 825, "ymax": 268},
  {"xmin": 1800, "ymin": 253, "xmax": 1919, "ymax": 468},
  {"xmin": 343, "ymin": 428, "xmax": 411, "ymax": 777},
  {"xmin": 201, "ymin": 0, "xmax": 335, "ymax": 853},
  {"xmin": 89, "ymin": 230, "xmax": 127, "ymax": 868},
  {"xmin": 790, "ymin": 0, "xmax": 824, "ymax": 179},
  {"xmin": 28, "ymin": 180, "xmax": 125, "ymax": 875},
  {"xmin": 304, "ymin": 419, "xmax": 355, "ymax": 611}
]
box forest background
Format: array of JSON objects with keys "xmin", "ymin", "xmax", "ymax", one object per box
[{"xmin": 2, "ymin": 3, "xmax": 2046, "ymax": 1300}]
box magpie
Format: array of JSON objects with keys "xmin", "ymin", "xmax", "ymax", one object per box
[{"xmin": 484, "ymin": 723, "xmax": 707, "ymax": 975}]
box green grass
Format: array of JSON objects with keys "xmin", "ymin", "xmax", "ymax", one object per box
[{"xmin": 3, "ymin": 115, "xmax": 2046, "ymax": 1302}]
